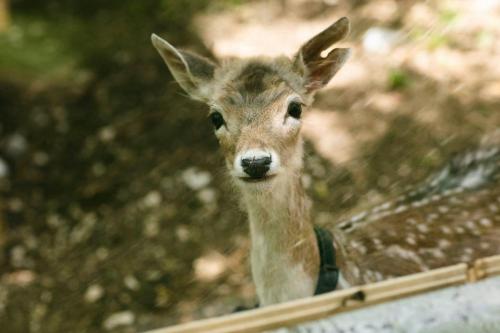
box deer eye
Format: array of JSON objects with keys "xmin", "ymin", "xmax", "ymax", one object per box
[
  {"xmin": 287, "ymin": 101, "xmax": 302, "ymax": 119},
  {"xmin": 209, "ymin": 112, "xmax": 225, "ymax": 130}
]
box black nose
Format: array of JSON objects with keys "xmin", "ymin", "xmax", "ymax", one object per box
[{"xmin": 241, "ymin": 156, "xmax": 272, "ymax": 179}]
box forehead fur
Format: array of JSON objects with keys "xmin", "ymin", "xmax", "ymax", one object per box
[
  {"xmin": 211, "ymin": 56, "xmax": 306, "ymax": 106},
  {"xmin": 236, "ymin": 62, "xmax": 282, "ymax": 95}
]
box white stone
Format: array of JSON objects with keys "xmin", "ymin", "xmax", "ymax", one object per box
[
  {"xmin": 10, "ymin": 246, "xmax": 26, "ymax": 267},
  {"xmin": 84, "ymin": 284, "xmax": 104, "ymax": 303},
  {"xmin": 182, "ymin": 167, "xmax": 212, "ymax": 190},
  {"xmin": 103, "ymin": 311, "xmax": 135, "ymax": 330},
  {"xmin": 480, "ymin": 218, "xmax": 493, "ymax": 227},
  {"xmin": 124, "ymin": 275, "xmax": 140, "ymax": 291},
  {"xmin": 193, "ymin": 252, "xmax": 227, "ymax": 282},
  {"xmin": 98, "ymin": 126, "xmax": 116, "ymax": 142},
  {"xmin": 362, "ymin": 27, "xmax": 402, "ymax": 54},
  {"xmin": 143, "ymin": 191, "xmax": 162, "ymax": 207},
  {"xmin": 197, "ymin": 188, "xmax": 216, "ymax": 204},
  {"xmin": 6, "ymin": 133, "xmax": 27, "ymax": 156}
]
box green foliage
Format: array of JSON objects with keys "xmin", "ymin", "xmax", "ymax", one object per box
[
  {"xmin": 439, "ymin": 8, "xmax": 459, "ymax": 24},
  {"xmin": 427, "ymin": 33, "xmax": 450, "ymax": 50},
  {"xmin": 476, "ymin": 30, "xmax": 494, "ymax": 48},
  {"xmin": 0, "ymin": 17, "xmax": 77, "ymax": 78},
  {"xmin": 387, "ymin": 69, "xmax": 410, "ymax": 91}
]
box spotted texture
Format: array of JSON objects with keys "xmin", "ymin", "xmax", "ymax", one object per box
[{"xmin": 334, "ymin": 145, "xmax": 500, "ymax": 285}]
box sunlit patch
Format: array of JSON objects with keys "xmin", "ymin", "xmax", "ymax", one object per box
[{"xmin": 193, "ymin": 251, "xmax": 228, "ymax": 282}]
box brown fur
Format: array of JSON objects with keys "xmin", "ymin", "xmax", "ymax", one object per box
[
  {"xmin": 150, "ymin": 18, "xmax": 500, "ymax": 305},
  {"xmin": 152, "ymin": 18, "xmax": 351, "ymax": 304},
  {"xmin": 152, "ymin": 19, "xmax": 500, "ymax": 304},
  {"xmin": 336, "ymin": 172, "xmax": 500, "ymax": 285}
]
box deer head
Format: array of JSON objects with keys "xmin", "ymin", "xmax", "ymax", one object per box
[{"xmin": 152, "ymin": 18, "xmax": 350, "ymax": 194}]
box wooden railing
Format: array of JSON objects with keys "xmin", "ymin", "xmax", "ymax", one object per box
[{"xmin": 144, "ymin": 254, "xmax": 500, "ymax": 333}]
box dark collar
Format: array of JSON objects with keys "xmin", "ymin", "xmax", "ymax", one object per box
[{"xmin": 314, "ymin": 226, "xmax": 339, "ymax": 295}]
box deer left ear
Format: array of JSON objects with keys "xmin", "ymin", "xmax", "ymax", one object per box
[
  {"xmin": 151, "ymin": 34, "xmax": 216, "ymax": 102},
  {"xmin": 295, "ymin": 17, "xmax": 351, "ymax": 93}
]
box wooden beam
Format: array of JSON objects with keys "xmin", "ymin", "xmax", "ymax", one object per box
[{"xmin": 143, "ymin": 254, "xmax": 500, "ymax": 333}]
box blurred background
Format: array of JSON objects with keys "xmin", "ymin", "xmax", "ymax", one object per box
[{"xmin": 0, "ymin": 0, "xmax": 499, "ymax": 332}]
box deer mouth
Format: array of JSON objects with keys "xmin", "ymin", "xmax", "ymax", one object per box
[{"xmin": 239, "ymin": 175, "xmax": 276, "ymax": 183}]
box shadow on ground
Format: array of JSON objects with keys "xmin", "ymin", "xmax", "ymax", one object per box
[{"xmin": 0, "ymin": 0, "xmax": 499, "ymax": 332}]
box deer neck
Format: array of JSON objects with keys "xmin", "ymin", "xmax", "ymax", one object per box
[{"xmin": 241, "ymin": 173, "xmax": 320, "ymax": 305}]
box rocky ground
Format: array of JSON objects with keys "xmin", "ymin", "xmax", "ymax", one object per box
[{"xmin": 0, "ymin": 0, "xmax": 499, "ymax": 332}]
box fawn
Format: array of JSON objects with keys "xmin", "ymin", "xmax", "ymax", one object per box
[{"xmin": 151, "ymin": 17, "xmax": 500, "ymax": 306}]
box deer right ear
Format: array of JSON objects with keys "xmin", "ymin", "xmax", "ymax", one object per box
[
  {"xmin": 295, "ymin": 17, "xmax": 351, "ymax": 93},
  {"xmin": 151, "ymin": 34, "xmax": 216, "ymax": 102}
]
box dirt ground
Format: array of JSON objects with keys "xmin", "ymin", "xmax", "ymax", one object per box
[{"xmin": 0, "ymin": 0, "xmax": 499, "ymax": 332}]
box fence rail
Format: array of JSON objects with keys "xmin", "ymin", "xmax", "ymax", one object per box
[{"xmin": 144, "ymin": 254, "xmax": 500, "ymax": 333}]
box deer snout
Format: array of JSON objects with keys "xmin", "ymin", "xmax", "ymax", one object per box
[
  {"xmin": 241, "ymin": 155, "xmax": 271, "ymax": 179},
  {"xmin": 234, "ymin": 149, "xmax": 280, "ymax": 180}
]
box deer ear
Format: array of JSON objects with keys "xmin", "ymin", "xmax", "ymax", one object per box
[
  {"xmin": 151, "ymin": 34, "xmax": 216, "ymax": 101},
  {"xmin": 295, "ymin": 17, "xmax": 351, "ymax": 92}
]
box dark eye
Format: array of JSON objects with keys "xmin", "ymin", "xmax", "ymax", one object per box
[
  {"xmin": 209, "ymin": 112, "xmax": 225, "ymax": 130},
  {"xmin": 287, "ymin": 101, "xmax": 302, "ymax": 119}
]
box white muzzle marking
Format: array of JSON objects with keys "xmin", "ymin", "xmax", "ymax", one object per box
[{"xmin": 233, "ymin": 148, "xmax": 280, "ymax": 178}]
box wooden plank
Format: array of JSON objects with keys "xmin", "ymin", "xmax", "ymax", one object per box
[
  {"xmin": 144, "ymin": 263, "xmax": 468, "ymax": 333},
  {"xmin": 144, "ymin": 255, "xmax": 500, "ymax": 333},
  {"xmin": 474, "ymin": 254, "xmax": 500, "ymax": 280}
]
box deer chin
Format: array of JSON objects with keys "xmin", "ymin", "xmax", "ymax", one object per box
[{"xmin": 233, "ymin": 174, "xmax": 279, "ymax": 193}]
